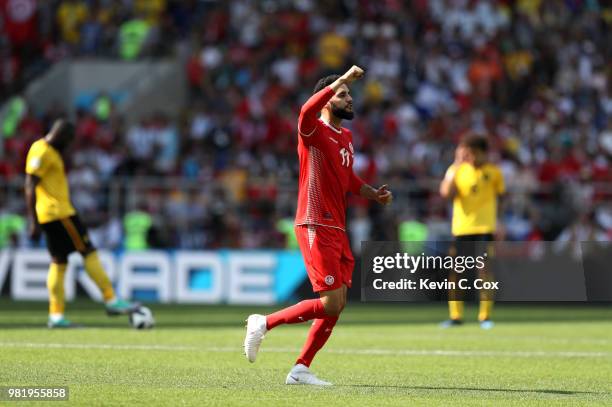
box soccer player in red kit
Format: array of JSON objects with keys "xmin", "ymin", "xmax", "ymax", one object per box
[{"xmin": 244, "ymin": 66, "xmax": 393, "ymax": 386}]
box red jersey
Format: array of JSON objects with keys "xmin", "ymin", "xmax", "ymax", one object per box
[{"xmin": 295, "ymin": 87, "xmax": 365, "ymax": 231}]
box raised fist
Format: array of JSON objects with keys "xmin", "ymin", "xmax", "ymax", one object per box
[{"xmin": 342, "ymin": 65, "xmax": 365, "ymax": 84}]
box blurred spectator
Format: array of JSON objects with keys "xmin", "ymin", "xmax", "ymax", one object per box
[
  {"xmin": 80, "ymin": 9, "xmax": 103, "ymax": 55},
  {"xmin": 318, "ymin": 28, "xmax": 350, "ymax": 70},
  {"xmin": 56, "ymin": 0, "xmax": 88, "ymax": 47},
  {"xmin": 276, "ymin": 216, "xmax": 299, "ymax": 250},
  {"xmin": 123, "ymin": 207, "xmax": 152, "ymax": 250},
  {"xmin": 118, "ymin": 14, "xmax": 151, "ymax": 60},
  {"xmin": 554, "ymin": 210, "xmax": 610, "ymax": 258},
  {"xmin": 0, "ymin": 0, "xmax": 38, "ymax": 48},
  {"xmin": 350, "ymin": 206, "xmax": 372, "ymax": 255},
  {"xmin": 88, "ymin": 212, "xmax": 122, "ymax": 250},
  {"xmin": 0, "ymin": 209, "xmax": 25, "ymax": 248},
  {"xmin": 134, "ymin": 0, "xmax": 166, "ymax": 25}
]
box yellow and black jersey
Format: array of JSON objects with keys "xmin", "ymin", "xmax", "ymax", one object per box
[
  {"xmin": 25, "ymin": 139, "xmax": 75, "ymax": 224},
  {"xmin": 446, "ymin": 162, "xmax": 505, "ymax": 236}
]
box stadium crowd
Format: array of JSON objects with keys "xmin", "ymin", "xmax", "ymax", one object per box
[{"xmin": 1, "ymin": 0, "xmax": 611, "ymax": 251}]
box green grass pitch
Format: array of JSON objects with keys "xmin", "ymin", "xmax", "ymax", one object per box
[{"xmin": 0, "ymin": 300, "xmax": 610, "ymax": 406}]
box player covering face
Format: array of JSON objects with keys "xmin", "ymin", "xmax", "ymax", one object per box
[
  {"xmin": 244, "ymin": 66, "xmax": 393, "ymax": 386},
  {"xmin": 439, "ymin": 135, "xmax": 505, "ymax": 329}
]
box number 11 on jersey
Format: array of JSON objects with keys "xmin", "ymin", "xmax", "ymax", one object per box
[{"xmin": 340, "ymin": 148, "xmax": 351, "ymax": 167}]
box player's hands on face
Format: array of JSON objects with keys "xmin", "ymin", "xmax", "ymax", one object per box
[
  {"xmin": 376, "ymin": 184, "xmax": 393, "ymax": 205},
  {"xmin": 28, "ymin": 223, "xmax": 41, "ymax": 242},
  {"xmin": 342, "ymin": 65, "xmax": 364, "ymax": 84},
  {"xmin": 454, "ymin": 145, "xmax": 468, "ymax": 165},
  {"xmin": 444, "ymin": 145, "xmax": 469, "ymax": 184}
]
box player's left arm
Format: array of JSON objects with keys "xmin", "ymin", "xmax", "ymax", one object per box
[
  {"xmin": 494, "ymin": 167, "xmax": 506, "ymax": 239},
  {"xmin": 362, "ymin": 183, "xmax": 393, "ymax": 205},
  {"xmin": 24, "ymin": 174, "xmax": 41, "ymax": 241},
  {"xmin": 349, "ymin": 170, "xmax": 392, "ymax": 205},
  {"xmin": 495, "ymin": 166, "xmax": 506, "ymax": 196}
]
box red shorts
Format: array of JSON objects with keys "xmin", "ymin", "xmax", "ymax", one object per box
[{"xmin": 295, "ymin": 225, "xmax": 355, "ymax": 292}]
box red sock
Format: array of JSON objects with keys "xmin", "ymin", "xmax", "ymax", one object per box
[
  {"xmin": 296, "ymin": 316, "xmax": 339, "ymax": 367},
  {"xmin": 266, "ymin": 299, "xmax": 326, "ymax": 330}
]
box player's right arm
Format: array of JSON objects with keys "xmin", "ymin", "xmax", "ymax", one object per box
[
  {"xmin": 439, "ymin": 165, "xmax": 458, "ymax": 199},
  {"xmin": 440, "ymin": 145, "xmax": 467, "ymax": 199},
  {"xmin": 298, "ymin": 65, "xmax": 364, "ymax": 137},
  {"xmin": 24, "ymin": 174, "xmax": 41, "ymax": 240}
]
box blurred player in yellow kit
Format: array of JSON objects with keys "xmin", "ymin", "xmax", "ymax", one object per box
[
  {"xmin": 439, "ymin": 135, "xmax": 504, "ymax": 329},
  {"xmin": 25, "ymin": 120, "xmax": 139, "ymax": 328}
]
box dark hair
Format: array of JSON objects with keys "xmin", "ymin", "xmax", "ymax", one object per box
[
  {"xmin": 313, "ymin": 74, "xmax": 340, "ymax": 94},
  {"xmin": 461, "ymin": 134, "xmax": 489, "ymax": 153}
]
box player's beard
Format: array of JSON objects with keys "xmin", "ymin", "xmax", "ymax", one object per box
[{"xmin": 331, "ymin": 103, "xmax": 354, "ymax": 120}]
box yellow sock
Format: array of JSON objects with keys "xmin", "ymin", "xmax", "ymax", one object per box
[
  {"xmin": 448, "ymin": 301, "xmax": 464, "ymax": 321},
  {"xmin": 84, "ymin": 251, "xmax": 115, "ymax": 301},
  {"xmin": 47, "ymin": 263, "xmax": 67, "ymax": 315},
  {"xmin": 478, "ymin": 300, "xmax": 494, "ymax": 321}
]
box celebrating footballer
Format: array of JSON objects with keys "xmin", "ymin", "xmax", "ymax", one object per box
[{"xmin": 243, "ymin": 65, "xmax": 392, "ymax": 386}]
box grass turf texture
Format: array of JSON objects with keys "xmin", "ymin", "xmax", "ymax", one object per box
[{"xmin": 0, "ymin": 300, "xmax": 610, "ymax": 406}]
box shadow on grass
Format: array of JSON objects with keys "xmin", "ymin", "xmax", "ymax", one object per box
[
  {"xmin": 0, "ymin": 322, "xmax": 127, "ymax": 329},
  {"xmin": 342, "ymin": 384, "xmax": 607, "ymax": 395},
  {"xmin": 2, "ymin": 324, "xmax": 217, "ymax": 329}
]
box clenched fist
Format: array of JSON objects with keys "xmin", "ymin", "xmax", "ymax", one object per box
[
  {"xmin": 341, "ymin": 65, "xmax": 365, "ymax": 84},
  {"xmin": 375, "ymin": 184, "xmax": 393, "ymax": 205}
]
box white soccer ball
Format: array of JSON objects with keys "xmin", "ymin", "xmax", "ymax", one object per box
[{"xmin": 129, "ymin": 306, "xmax": 155, "ymax": 329}]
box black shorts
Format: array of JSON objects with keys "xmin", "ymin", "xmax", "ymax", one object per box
[
  {"xmin": 40, "ymin": 215, "xmax": 95, "ymax": 259},
  {"xmin": 448, "ymin": 234, "xmax": 495, "ymax": 301},
  {"xmin": 454, "ymin": 233, "xmax": 494, "ymax": 242},
  {"xmin": 452, "ymin": 233, "xmax": 495, "ymax": 257}
]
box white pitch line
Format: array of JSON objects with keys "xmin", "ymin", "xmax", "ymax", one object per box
[
  {"xmin": 0, "ymin": 342, "xmax": 609, "ymax": 358},
  {"xmin": 326, "ymin": 348, "xmax": 612, "ymax": 358},
  {"xmin": 206, "ymin": 347, "xmax": 611, "ymax": 359},
  {"xmin": 0, "ymin": 342, "xmax": 197, "ymax": 351},
  {"xmin": 362, "ymin": 332, "xmax": 612, "ymax": 346}
]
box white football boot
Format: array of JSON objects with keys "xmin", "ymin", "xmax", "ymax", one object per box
[
  {"xmin": 285, "ymin": 364, "xmax": 332, "ymax": 386},
  {"xmin": 244, "ymin": 314, "xmax": 267, "ymax": 362}
]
